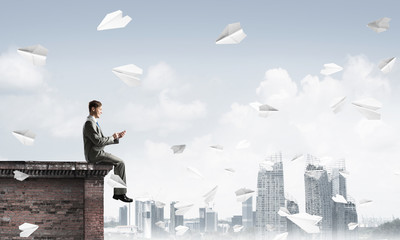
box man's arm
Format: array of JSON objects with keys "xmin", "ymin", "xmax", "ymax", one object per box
[{"xmin": 84, "ymin": 121, "xmax": 118, "ymax": 147}]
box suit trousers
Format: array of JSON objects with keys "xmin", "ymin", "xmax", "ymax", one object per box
[{"xmin": 92, "ymin": 152, "xmax": 127, "ymax": 195}]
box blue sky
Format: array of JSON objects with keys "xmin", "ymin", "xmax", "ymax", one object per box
[{"xmin": 1, "ymin": 0, "xmax": 400, "ymax": 220}]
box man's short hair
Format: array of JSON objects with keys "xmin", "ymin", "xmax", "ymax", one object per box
[{"xmin": 88, "ymin": 100, "xmax": 102, "ymax": 112}]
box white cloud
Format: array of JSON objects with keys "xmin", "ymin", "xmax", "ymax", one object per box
[
  {"xmin": 0, "ymin": 49, "xmax": 48, "ymax": 92},
  {"xmin": 142, "ymin": 62, "xmax": 177, "ymax": 91}
]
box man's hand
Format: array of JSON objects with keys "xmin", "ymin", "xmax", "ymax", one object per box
[{"xmin": 113, "ymin": 130, "xmax": 126, "ymax": 140}]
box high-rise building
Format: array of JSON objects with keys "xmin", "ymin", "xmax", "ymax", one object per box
[
  {"xmin": 344, "ymin": 199, "xmax": 358, "ymax": 240},
  {"xmin": 256, "ymin": 152, "xmax": 286, "ymax": 239},
  {"xmin": 199, "ymin": 208, "xmax": 206, "ymax": 233},
  {"xmin": 169, "ymin": 201, "xmax": 184, "ymax": 233},
  {"xmin": 119, "ymin": 205, "xmax": 128, "ymax": 226},
  {"xmin": 231, "ymin": 215, "xmax": 242, "ymax": 226},
  {"xmin": 330, "ymin": 159, "xmax": 347, "ymax": 240},
  {"xmin": 151, "ymin": 202, "xmax": 165, "ymax": 237},
  {"xmin": 135, "ymin": 198, "xmax": 152, "ymax": 239},
  {"xmin": 205, "ymin": 208, "xmax": 218, "ymax": 232},
  {"xmin": 242, "ymin": 196, "xmax": 253, "ymax": 228},
  {"xmin": 304, "ymin": 155, "xmax": 333, "ymax": 240}
]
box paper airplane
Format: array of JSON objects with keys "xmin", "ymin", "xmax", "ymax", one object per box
[
  {"xmin": 291, "ymin": 154, "xmax": 304, "ymax": 162},
  {"xmin": 378, "ymin": 57, "xmax": 396, "ymax": 74},
  {"xmin": 216, "ymin": 22, "xmax": 246, "ymax": 44},
  {"xmin": 224, "ymin": 168, "xmax": 235, "ymax": 173},
  {"xmin": 250, "ymin": 102, "xmax": 274, "ymax": 118},
  {"xmin": 13, "ymin": 170, "xmax": 29, "ymax": 181},
  {"xmin": 233, "ymin": 225, "xmax": 244, "ymax": 232},
  {"xmin": 155, "ymin": 201, "xmax": 165, "ymax": 208},
  {"xmin": 12, "ymin": 130, "xmax": 36, "ymax": 146},
  {"xmin": 348, "ymin": 222, "xmax": 358, "ymax": 230},
  {"xmin": 286, "ymin": 213, "xmax": 322, "ymax": 234},
  {"xmin": 273, "ymin": 232, "xmax": 288, "ymax": 240},
  {"xmin": 332, "ymin": 194, "xmax": 347, "ymax": 204},
  {"xmin": 352, "ymin": 98, "xmax": 382, "ymax": 120},
  {"xmin": 367, "ymin": 17, "xmax": 391, "ymax": 33},
  {"xmin": 236, "ymin": 139, "xmax": 250, "ymax": 149},
  {"xmin": 97, "ymin": 10, "xmax": 132, "ymax": 31},
  {"xmin": 331, "ymin": 96, "xmax": 346, "ymax": 114},
  {"xmin": 260, "ymin": 161, "xmax": 274, "ymax": 171},
  {"xmin": 320, "ymin": 63, "xmax": 343, "ymax": 76},
  {"xmin": 203, "ymin": 186, "xmax": 218, "ymax": 204},
  {"xmin": 17, "ymin": 44, "xmax": 48, "ymax": 66},
  {"xmin": 19, "ymin": 223, "xmax": 39, "ymax": 237},
  {"xmin": 278, "ymin": 207, "xmax": 291, "ymax": 217},
  {"xmin": 339, "ymin": 170, "xmax": 350, "ymax": 178},
  {"xmin": 155, "ymin": 221, "xmax": 166, "ymax": 229},
  {"xmin": 210, "ymin": 144, "xmax": 223, "ymax": 150},
  {"xmin": 266, "ymin": 224, "xmax": 275, "ymax": 232},
  {"xmin": 171, "ymin": 144, "xmax": 186, "ymax": 154},
  {"xmin": 359, "ymin": 199, "xmax": 373, "ymax": 206},
  {"xmin": 259, "ymin": 104, "xmax": 278, "ymax": 112},
  {"xmin": 112, "ymin": 64, "xmax": 143, "ymax": 87},
  {"xmin": 235, "ymin": 188, "xmax": 254, "ymax": 202},
  {"xmin": 186, "ymin": 167, "xmax": 204, "ymax": 179},
  {"xmin": 175, "ymin": 204, "xmax": 194, "ymax": 215},
  {"xmin": 175, "ymin": 225, "xmax": 189, "ymax": 235},
  {"xmin": 394, "ymin": 170, "xmax": 400, "ymax": 176},
  {"xmin": 107, "ymin": 173, "xmax": 127, "ymax": 189}
]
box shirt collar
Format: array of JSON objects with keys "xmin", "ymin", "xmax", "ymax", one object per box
[{"xmin": 87, "ymin": 115, "xmax": 98, "ymax": 123}]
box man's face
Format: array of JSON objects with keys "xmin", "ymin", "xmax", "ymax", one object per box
[{"xmin": 92, "ymin": 106, "xmax": 102, "ymax": 118}]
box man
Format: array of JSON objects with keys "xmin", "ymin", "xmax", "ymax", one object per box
[{"xmin": 83, "ymin": 100, "xmax": 133, "ymax": 202}]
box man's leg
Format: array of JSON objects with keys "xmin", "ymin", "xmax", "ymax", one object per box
[{"xmin": 97, "ymin": 153, "xmax": 127, "ymax": 195}]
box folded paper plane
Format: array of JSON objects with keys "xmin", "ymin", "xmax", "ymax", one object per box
[
  {"xmin": 320, "ymin": 63, "xmax": 343, "ymax": 76},
  {"xmin": 155, "ymin": 201, "xmax": 166, "ymax": 208},
  {"xmin": 112, "ymin": 64, "xmax": 143, "ymax": 87},
  {"xmin": 107, "ymin": 173, "xmax": 127, "ymax": 189},
  {"xmin": 224, "ymin": 168, "xmax": 235, "ymax": 173},
  {"xmin": 171, "ymin": 144, "xmax": 186, "ymax": 154},
  {"xmin": 203, "ymin": 186, "xmax": 218, "ymax": 204},
  {"xmin": 12, "ymin": 130, "xmax": 36, "ymax": 146},
  {"xmin": 273, "ymin": 232, "xmax": 288, "ymax": 240},
  {"xmin": 175, "ymin": 204, "xmax": 194, "ymax": 215},
  {"xmin": 331, "ymin": 96, "xmax": 346, "ymax": 114},
  {"xmin": 286, "ymin": 213, "xmax": 322, "ymax": 234},
  {"xmin": 19, "ymin": 223, "xmax": 39, "ymax": 237},
  {"xmin": 17, "ymin": 44, "xmax": 48, "ymax": 66},
  {"xmin": 236, "ymin": 139, "xmax": 250, "ymax": 149},
  {"xmin": 210, "ymin": 144, "xmax": 223, "ymax": 150},
  {"xmin": 216, "ymin": 22, "xmax": 246, "ymax": 44},
  {"xmin": 233, "ymin": 225, "xmax": 244, "ymax": 232},
  {"xmin": 352, "ymin": 98, "xmax": 382, "ymax": 120},
  {"xmin": 187, "ymin": 167, "xmax": 204, "ymax": 179},
  {"xmin": 235, "ymin": 188, "xmax": 254, "ymax": 202},
  {"xmin": 367, "ymin": 17, "xmax": 391, "ymax": 33},
  {"xmin": 348, "ymin": 222, "xmax": 358, "ymax": 230},
  {"xmin": 13, "ymin": 170, "xmax": 29, "ymax": 181},
  {"xmin": 175, "ymin": 225, "xmax": 189, "ymax": 235},
  {"xmin": 359, "ymin": 199, "xmax": 373, "ymax": 206},
  {"xmin": 278, "ymin": 207, "xmax": 291, "ymax": 217},
  {"xmin": 97, "ymin": 10, "xmax": 132, "ymax": 31},
  {"xmin": 378, "ymin": 57, "xmax": 396, "ymax": 73},
  {"xmin": 332, "ymin": 194, "xmax": 347, "ymax": 204}
]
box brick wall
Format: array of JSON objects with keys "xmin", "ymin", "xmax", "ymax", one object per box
[{"xmin": 0, "ymin": 161, "xmax": 112, "ymax": 240}]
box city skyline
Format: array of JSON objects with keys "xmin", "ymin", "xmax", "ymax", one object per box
[{"xmin": 0, "ymin": 0, "xmax": 400, "ymax": 221}]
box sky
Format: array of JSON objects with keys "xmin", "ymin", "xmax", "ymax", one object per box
[{"xmin": 1, "ymin": 0, "xmax": 400, "ymax": 221}]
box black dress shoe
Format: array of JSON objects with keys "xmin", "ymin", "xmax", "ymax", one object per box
[{"xmin": 113, "ymin": 194, "xmax": 133, "ymax": 203}]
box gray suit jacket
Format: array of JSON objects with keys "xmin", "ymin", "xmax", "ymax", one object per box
[{"xmin": 83, "ymin": 116, "xmax": 119, "ymax": 162}]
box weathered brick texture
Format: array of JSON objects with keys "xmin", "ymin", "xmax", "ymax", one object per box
[{"xmin": 0, "ymin": 161, "xmax": 112, "ymax": 240}]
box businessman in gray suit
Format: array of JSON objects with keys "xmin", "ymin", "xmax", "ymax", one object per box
[{"xmin": 83, "ymin": 100, "xmax": 133, "ymax": 202}]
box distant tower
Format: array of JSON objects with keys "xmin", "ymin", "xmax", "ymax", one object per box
[
  {"xmin": 199, "ymin": 208, "xmax": 206, "ymax": 233},
  {"xmin": 151, "ymin": 202, "xmax": 165, "ymax": 237},
  {"xmin": 242, "ymin": 196, "xmax": 253, "ymax": 228},
  {"xmin": 205, "ymin": 208, "xmax": 218, "ymax": 232},
  {"xmin": 119, "ymin": 205, "xmax": 128, "ymax": 226},
  {"xmin": 330, "ymin": 159, "xmax": 347, "ymax": 240},
  {"xmin": 256, "ymin": 152, "xmax": 286, "ymax": 239},
  {"xmin": 232, "ymin": 215, "xmax": 242, "ymax": 226},
  {"xmin": 304, "ymin": 155, "xmax": 332, "ymax": 240},
  {"xmin": 135, "ymin": 198, "xmax": 152, "ymax": 239},
  {"xmin": 344, "ymin": 197, "xmax": 358, "ymax": 240},
  {"xmin": 169, "ymin": 201, "xmax": 184, "ymax": 233}
]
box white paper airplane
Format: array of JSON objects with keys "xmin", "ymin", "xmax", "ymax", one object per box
[
  {"xmin": 97, "ymin": 10, "xmax": 132, "ymax": 31},
  {"xmin": 19, "ymin": 223, "xmax": 39, "ymax": 237},
  {"xmin": 12, "ymin": 130, "xmax": 36, "ymax": 146},
  {"xmin": 186, "ymin": 167, "xmax": 204, "ymax": 179},
  {"xmin": 273, "ymin": 232, "xmax": 288, "ymax": 240},
  {"xmin": 291, "ymin": 154, "xmax": 304, "ymax": 162},
  {"xmin": 17, "ymin": 44, "xmax": 48, "ymax": 66},
  {"xmin": 210, "ymin": 145, "xmax": 223, "ymax": 150},
  {"xmin": 348, "ymin": 222, "xmax": 358, "ymax": 230},
  {"xmin": 175, "ymin": 225, "xmax": 189, "ymax": 235},
  {"xmin": 236, "ymin": 139, "xmax": 250, "ymax": 149},
  {"xmin": 332, "ymin": 194, "xmax": 347, "ymax": 204},
  {"xmin": 233, "ymin": 225, "xmax": 244, "ymax": 232},
  {"xmin": 203, "ymin": 186, "xmax": 218, "ymax": 204},
  {"xmin": 278, "ymin": 207, "xmax": 291, "ymax": 217},
  {"xmin": 359, "ymin": 199, "xmax": 373, "ymax": 206},
  {"xmin": 155, "ymin": 201, "xmax": 165, "ymax": 208},
  {"xmin": 107, "ymin": 173, "xmax": 126, "ymax": 189},
  {"xmin": 339, "ymin": 170, "xmax": 350, "ymax": 178},
  {"xmin": 112, "ymin": 64, "xmax": 143, "ymax": 87},
  {"xmin": 320, "ymin": 63, "xmax": 343, "ymax": 76},
  {"xmin": 224, "ymin": 168, "xmax": 236, "ymax": 173},
  {"xmin": 286, "ymin": 213, "xmax": 322, "ymax": 234},
  {"xmin": 216, "ymin": 22, "xmax": 246, "ymax": 44},
  {"xmin": 175, "ymin": 204, "xmax": 194, "ymax": 215},
  {"xmin": 331, "ymin": 96, "xmax": 346, "ymax": 114},
  {"xmin": 378, "ymin": 57, "xmax": 396, "ymax": 73},
  {"xmin": 352, "ymin": 98, "xmax": 382, "ymax": 120},
  {"xmin": 367, "ymin": 17, "xmax": 391, "ymax": 33},
  {"xmin": 266, "ymin": 224, "xmax": 275, "ymax": 232},
  {"xmin": 155, "ymin": 221, "xmax": 166, "ymax": 229},
  {"xmin": 235, "ymin": 188, "xmax": 254, "ymax": 202},
  {"xmin": 259, "ymin": 104, "xmax": 278, "ymax": 112},
  {"xmin": 250, "ymin": 102, "xmax": 274, "ymax": 118},
  {"xmin": 13, "ymin": 170, "xmax": 29, "ymax": 181},
  {"xmin": 171, "ymin": 144, "xmax": 186, "ymax": 154}
]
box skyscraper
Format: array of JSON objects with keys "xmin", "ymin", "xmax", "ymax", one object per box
[
  {"xmin": 242, "ymin": 196, "xmax": 253, "ymax": 228},
  {"xmin": 169, "ymin": 201, "xmax": 184, "ymax": 233},
  {"xmin": 135, "ymin": 198, "xmax": 152, "ymax": 239},
  {"xmin": 205, "ymin": 208, "xmax": 218, "ymax": 232},
  {"xmin": 199, "ymin": 207, "xmax": 206, "ymax": 233},
  {"xmin": 256, "ymin": 152, "xmax": 286, "ymax": 239},
  {"xmin": 119, "ymin": 205, "xmax": 128, "ymax": 226},
  {"xmin": 151, "ymin": 202, "xmax": 165, "ymax": 237},
  {"xmin": 330, "ymin": 159, "xmax": 347, "ymax": 240},
  {"xmin": 304, "ymin": 155, "xmax": 332, "ymax": 240}
]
